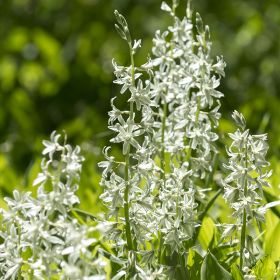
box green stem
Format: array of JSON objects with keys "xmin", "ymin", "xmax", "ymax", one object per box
[
  {"xmin": 180, "ymin": 254, "xmax": 189, "ymax": 279},
  {"xmin": 123, "ymin": 43, "xmax": 135, "ymax": 252},
  {"xmin": 195, "ymin": 96, "xmax": 201, "ymax": 123},
  {"xmin": 176, "ymin": 182, "xmax": 180, "ymax": 216},
  {"xmin": 240, "ymin": 139, "xmax": 248, "ymax": 271},
  {"xmin": 160, "ymin": 99, "xmax": 167, "ymax": 190},
  {"xmin": 129, "ymin": 43, "xmax": 135, "ymax": 88},
  {"xmin": 158, "ymin": 97, "xmax": 167, "ymax": 264},
  {"xmin": 124, "ymin": 155, "xmax": 133, "ymax": 251},
  {"xmin": 240, "ymin": 209, "xmax": 247, "ymax": 270},
  {"xmin": 181, "ymin": 254, "xmax": 189, "ymax": 279},
  {"xmin": 205, "ymin": 152, "xmax": 218, "ymax": 189},
  {"xmin": 158, "ymin": 231, "xmax": 164, "ymax": 264},
  {"xmin": 185, "ymin": 95, "xmax": 201, "ymax": 164},
  {"xmin": 16, "ymin": 221, "xmax": 23, "ymax": 280}
]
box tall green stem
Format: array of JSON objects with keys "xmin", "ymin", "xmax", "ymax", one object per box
[
  {"xmin": 158, "ymin": 98, "xmax": 167, "ymax": 264},
  {"xmin": 123, "ymin": 43, "xmax": 135, "ymax": 251},
  {"xmin": 240, "ymin": 139, "xmax": 248, "ymax": 271},
  {"xmin": 160, "ymin": 99, "xmax": 167, "ymax": 189},
  {"xmin": 240, "ymin": 209, "xmax": 247, "ymax": 270},
  {"xmin": 124, "ymin": 154, "xmax": 133, "ymax": 250},
  {"xmin": 17, "ymin": 223, "xmax": 22, "ymax": 280},
  {"xmin": 195, "ymin": 96, "xmax": 201, "ymax": 123}
]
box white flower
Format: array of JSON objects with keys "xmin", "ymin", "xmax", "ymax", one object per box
[
  {"xmin": 0, "ymin": 132, "xmax": 105, "ymax": 279},
  {"xmin": 42, "ymin": 131, "xmax": 63, "ymax": 160},
  {"xmin": 109, "ymin": 115, "xmax": 144, "ymax": 154}
]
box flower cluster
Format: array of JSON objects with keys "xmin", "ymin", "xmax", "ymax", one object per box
[
  {"xmin": 223, "ymin": 111, "xmax": 271, "ymax": 270},
  {"xmin": 224, "ymin": 111, "xmax": 271, "ymax": 220},
  {"xmin": 144, "ymin": 1, "xmax": 225, "ymax": 253},
  {"xmin": 99, "ymin": 0, "xmax": 226, "ymax": 276},
  {"xmin": 0, "ymin": 132, "xmax": 105, "ymax": 279},
  {"xmin": 99, "ymin": 9, "xmax": 157, "ymax": 254}
]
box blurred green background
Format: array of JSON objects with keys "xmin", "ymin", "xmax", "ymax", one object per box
[{"xmin": 0, "ymin": 0, "xmax": 280, "ymax": 211}]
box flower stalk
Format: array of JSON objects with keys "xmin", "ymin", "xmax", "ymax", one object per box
[
  {"xmin": 240, "ymin": 138, "xmax": 248, "ymax": 270},
  {"xmin": 123, "ymin": 38, "xmax": 136, "ymax": 252}
]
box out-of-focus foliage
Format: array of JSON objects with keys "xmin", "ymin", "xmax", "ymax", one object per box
[{"xmin": 0, "ymin": 0, "xmax": 280, "ymax": 211}]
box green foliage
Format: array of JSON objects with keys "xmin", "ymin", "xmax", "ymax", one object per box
[
  {"xmin": 198, "ymin": 217, "xmax": 216, "ymax": 251},
  {"xmin": 264, "ymin": 221, "xmax": 280, "ymax": 261},
  {"xmin": 231, "ymin": 264, "xmax": 244, "ymax": 280},
  {"xmin": 187, "ymin": 249, "xmax": 203, "ymax": 279},
  {"xmin": 253, "ymin": 257, "xmax": 275, "ymax": 280},
  {"xmin": 201, "ymin": 252, "xmax": 232, "ymax": 280}
]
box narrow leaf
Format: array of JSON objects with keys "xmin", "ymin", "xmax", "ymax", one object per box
[
  {"xmin": 263, "ymin": 190, "xmax": 280, "ymax": 219},
  {"xmin": 198, "ymin": 217, "xmax": 215, "ymax": 250},
  {"xmin": 193, "ymin": 189, "xmax": 222, "ymax": 244},
  {"xmin": 231, "ymin": 264, "xmax": 244, "ymax": 280},
  {"xmin": 201, "ymin": 251, "xmax": 232, "ymax": 280},
  {"xmin": 264, "ymin": 221, "xmax": 280, "ymax": 261},
  {"xmin": 253, "ymin": 257, "xmax": 275, "ymax": 280},
  {"xmin": 187, "ymin": 248, "xmax": 203, "ymax": 280}
]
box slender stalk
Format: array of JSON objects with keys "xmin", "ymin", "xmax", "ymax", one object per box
[
  {"xmin": 205, "ymin": 152, "xmax": 218, "ymax": 189},
  {"xmin": 195, "ymin": 96, "xmax": 201, "ymax": 123},
  {"xmin": 158, "ymin": 97, "xmax": 167, "ymax": 264},
  {"xmin": 123, "ymin": 42, "xmax": 135, "ymax": 251},
  {"xmin": 158, "ymin": 232, "xmax": 164, "ymax": 264},
  {"xmin": 160, "ymin": 99, "xmax": 167, "ymax": 190},
  {"xmin": 180, "ymin": 253, "xmax": 188, "ymax": 279},
  {"xmin": 185, "ymin": 95, "xmax": 201, "ymax": 164},
  {"xmin": 124, "ymin": 155, "xmax": 133, "ymax": 251},
  {"xmin": 240, "ymin": 209, "xmax": 247, "ymax": 270},
  {"xmin": 17, "ymin": 223, "xmax": 22, "ymax": 280},
  {"xmin": 240, "ymin": 140, "xmax": 248, "ymax": 271}
]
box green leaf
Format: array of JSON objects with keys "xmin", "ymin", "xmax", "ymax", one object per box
[
  {"xmin": 231, "ymin": 264, "xmax": 244, "ymax": 280},
  {"xmin": 187, "ymin": 248, "xmax": 203, "ymax": 280},
  {"xmin": 201, "ymin": 251, "xmax": 232, "ymax": 280},
  {"xmin": 264, "ymin": 221, "xmax": 280, "ymax": 261},
  {"xmin": 193, "ymin": 189, "xmax": 222, "ymax": 244},
  {"xmin": 263, "ymin": 190, "xmax": 280, "ymax": 219},
  {"xmin": 198, "ymin": 216, "xmax": 215, "ymax": 250},
  {"xmin": 253, "ymin": 257, "xmax": 275, "ymax": 280}
]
